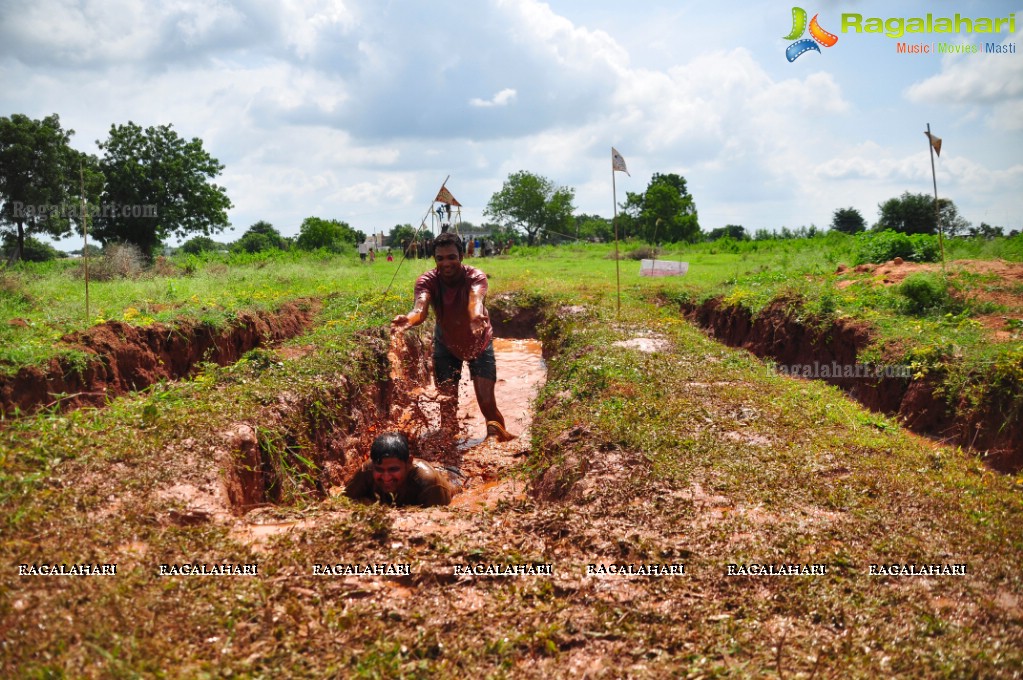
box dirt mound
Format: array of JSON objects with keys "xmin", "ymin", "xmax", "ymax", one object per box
[
  {"xmin": 841, "ymin": 258, "xmax": 1023, "ymax": 287},
  {"xmin": 837, "ymin": 259, "xmax": 1023, "ymax": 343},
  {"xmin": 0, "ymin": 300, "xmax": 317, "ymax": 419}
]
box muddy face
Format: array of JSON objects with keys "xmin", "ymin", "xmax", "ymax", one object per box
[
  {"xmin": 372, "ymin": 457, "xmax": 412, "ymax": 494},
  {"xmin": 433, "ymin": 244, "xmax": 463, "ymax": 285}
]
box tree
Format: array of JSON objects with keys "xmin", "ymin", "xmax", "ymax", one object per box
[
  {"xmin": 296, "ymin": 217, "xmax": 360, "ymax": 252},
  {"xmin": 0, "ymin": 113, "xmax": 81, "ymax": 264},
  {"xmin": 876, "ymin": 192, "xmax": 968, "ymax": 236},
  {"xmin": 487, "ymin": 223, "xmax": 522, "ymax": 247},
  {"xmin": 95, "ymin": 122, "xmax": 231, "ymax": 258},
  {"xmin": 830, "ymin": 207, "xmax": 866, "ymax": 234},
  {"xmin": 68, "ymin": 243, "xmax": 103, "ymax": 257},
  {"xmin": 937, "ymin": 199, "xmax": 970, "ymax": 237},
  {"xmin": 484, "ymin": 171, "xmax": 575, "ymax": 246},
  {"xmin": 969, "ymin": 222, "xmax": 1004, "ymax": 239},
  {"xmin": 387, "ymin": 223, "xmax": 418, "ymax": 250},
  {"xmin": 573, "ymin": 213, "xmax": 613, "ymax": 242},
  {"xmin": 621, "ymin": 173, "xmax": 699, "ymax": 243},
  {"xmin": 234, "ymin": 221, "xmax": 286, "ymax": 253},
  {"xmin": 706, "ymin": 225, "xmax": 748, "ymax": 241},
  {"xmin": 180, "ymin": 235, "xmax": 220, "ymax": 254},
  {"xmin": 1, "ymin": 234, "xmax": 64, "ymax": 262}
]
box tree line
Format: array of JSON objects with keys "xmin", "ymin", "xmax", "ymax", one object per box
[
  {"xmin": 479, "ymin": 170, "xmax": 1008, "ymax": 246},
  {"xmin": 3, "ymin": 112, "xmax": 1010, "ymax": 265},
  {"xmin": 0, "ymin": 113, "xmax": 232, "ymax": 264}
]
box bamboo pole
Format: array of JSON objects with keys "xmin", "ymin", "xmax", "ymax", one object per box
[
  {"xmin": 80, "ymin": 162, "xmax": 90, "ymax": 321},
  {"xmin": 612, "ymin": 166, "xmax": 621, "ymax": 317},
  {"xmin": 927, "ymin": 123, "xmax": 947, "ymax": 273}
]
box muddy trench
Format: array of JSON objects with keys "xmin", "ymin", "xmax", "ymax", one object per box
[
  {"xmin": 0, "ymin": 300, "xmax": 318, "ymax": 419},
  {"xmin": 212, "ymin": 300, "xmax": 550, "ymax": 538},
  {"xmin": 680, "ymin": 297, "xmax": 1022, "ymax": 468}
]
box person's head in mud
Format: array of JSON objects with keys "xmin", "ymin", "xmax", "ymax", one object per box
[
  {"xmin": 346, "ymin": 431, "xmax": 457, "ymax": 506},
  {"xmin": 370, "ymin": 432, "xmax": 413, "ymax": 495},
  {"xmin": 432, "ymin": 231, "xmax": 465, "ymax": 285}
]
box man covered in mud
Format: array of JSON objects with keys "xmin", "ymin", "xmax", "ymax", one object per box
[
  {"xmin": 345, "ymin": 432, "xmax": 460, "ymax": 507},
  {"xmin": 391, "ymin": 231, "xmax": 514, "ymax": 441}
]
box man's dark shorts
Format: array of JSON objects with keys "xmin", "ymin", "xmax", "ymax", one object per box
[{"xmin": 433, "ymin": 338, "xmax": 497, "ymax": 385}]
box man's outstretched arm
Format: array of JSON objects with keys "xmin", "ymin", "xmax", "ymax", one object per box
[
  {"xmin": 392, "ymin": 290, "xmax": 431, "ymax": 331},
  {"xmin": 467, "ymin": 281, "xmax": 488, "ymax": 336}
]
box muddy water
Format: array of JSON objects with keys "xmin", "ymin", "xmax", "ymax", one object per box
[
  {"xmin": 456, "ymin": 338, "xmax": 545, "ymax": 444},
  {"xmin": 447, "ymin": 338, "xmax": 545, "ymax": 509},
  {"xmin": 386, "ymin": 335, "xmax": 546, "ymax": 508}
]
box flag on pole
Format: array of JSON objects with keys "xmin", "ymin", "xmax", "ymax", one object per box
[
  {"xmin": 925, "ymin": 130, "xmax": 942, "ymax": 157},
  {"xmin": 612, "ymin": 147, "xmax": 629, "ymax": 175},
  {"xmin": 435, "ymin": 185, "xmax": 461, "ymax": 206}
]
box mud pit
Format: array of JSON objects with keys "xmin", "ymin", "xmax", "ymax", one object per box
[
  {"xmin": 383, "ymin": 334, "xmax": 545, "ymax": 509},
  {"xmin": 230, "ymin": 330, "xmax": 547, "ymax": 544}
]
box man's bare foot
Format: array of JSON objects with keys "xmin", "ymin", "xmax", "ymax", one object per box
[{"xmin": 486, "ymin": 421, "xmax": 516, "ymax": 442}]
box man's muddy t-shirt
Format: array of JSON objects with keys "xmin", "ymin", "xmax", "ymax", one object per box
[
  {"xmin": 344, "ymin": 460, "xmax": 455, "ymax": 507},
  {"xmin": 414, "ymin": 265, "xmax": 492, "ymax": 361}
]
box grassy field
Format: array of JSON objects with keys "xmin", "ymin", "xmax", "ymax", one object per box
[{"xmin": 1, "ymin": 237, "xmax": 1022, "ymax": 677}]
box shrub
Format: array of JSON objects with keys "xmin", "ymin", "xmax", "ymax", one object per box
[
  {"xmin": 898, "ymin": 273, "xmax": 951, "ymax": 315},
  {"xmin": 909, "ymin": 233, "xmax": 941, "ymax": 263},
  {"xmin": 83, "ymin": 243, "xmax": 147, "ymax": 280},
  {"xmin": 0, "ymin": 269, "xmax": 31, "ymax": 304},
  {"xmin": 625, "ymin": 245, "xmax": 660, "ymax": 260},
  {"xmin": 855, "ymin": 230, "xmax": 940, "ymax": 264},
  {"xmin": 151, "ymin": 256, "xmax": 181, "ymax": 277}
]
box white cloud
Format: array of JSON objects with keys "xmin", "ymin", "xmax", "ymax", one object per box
[
  {"xmin": 3, "ymin": 0, "xmax": 1020, "ymax": 242},
  {"xmin": 470, "ymin": 88, "xmax": 517, "ymax": 108},
  {"xmin": 904, "ymin": 27, "xmax": 1023, "ymax": 132}
]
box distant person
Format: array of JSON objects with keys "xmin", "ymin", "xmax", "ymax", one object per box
[
  {"xmin": 466, "ymin": 237, "xmax": 475, "ymax": 258},
  {"xmin": 344, "ymin": 432, "xmax": 459, "ymax": 507},
  {"xmin": 368, "ymin": 248, "xmax": 375, "ymax": 263},
  {"xmin": 358, "ymin": 240, "xmax": 369, "ymax": 262},
  {"xmin": 391, "ymin": 231, "xmax": 514, "ymax": 441},
  {"xmin": 386, "ymin": 250, "xmax": 394, "ymax": 262}
]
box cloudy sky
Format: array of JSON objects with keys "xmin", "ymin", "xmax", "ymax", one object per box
[{"xmin": 2, "ymin": 0, "xmax": 1021, "ymax": 245}]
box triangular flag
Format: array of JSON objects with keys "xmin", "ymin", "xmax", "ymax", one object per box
[
  {"xmin": 435, "ymin": 186, "xmax": 461, "ymax": 206},
  {"xmin": 925, "ymin": 131, "xmax": 942, "ymax": 157},
  {"xmin": 612, "ymin": 147, "xmax": 630, "ymax": 175}
]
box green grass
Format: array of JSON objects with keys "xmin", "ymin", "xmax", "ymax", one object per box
[
  {"xmin": 1, "ymin": 238, "xmax": 1022, "ymax": 677},
  {"xmin": 4, "ymin": 236, "xmax": 1021, "ymax": 438}
]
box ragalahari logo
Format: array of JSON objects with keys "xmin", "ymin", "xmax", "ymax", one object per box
[{"xmin": 784, "ymin": 7, "xmax": 838, "ymax": 61}]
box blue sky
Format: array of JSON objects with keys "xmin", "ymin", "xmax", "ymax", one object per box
[{"xmin": 1, "ymin": 0, "xmax": 1020, "ymax": 245}]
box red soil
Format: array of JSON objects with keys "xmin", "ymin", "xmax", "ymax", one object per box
[{"xmin": 0, "ymin": 301, "xmax": 316, "ymax": 419}]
